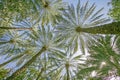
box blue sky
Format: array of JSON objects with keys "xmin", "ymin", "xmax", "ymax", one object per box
[{"xmin": 64, "ymin": 0, "xmax": 111, "ymax": 17}]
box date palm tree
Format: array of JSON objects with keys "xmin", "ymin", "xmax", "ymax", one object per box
[
  {"xmin": 0, "ymin": 0, "xmax": 120, "ymax": 80},
  {"xmin": 11, "ymin": 55, "xmax": 53, "ymax": 80},
  {"xmin": 31, "ymin": 0, "xmax": 67, "ymax": 25},
  {"xmin": 48, "ymin": 47, "xmax": 86, "ymax": 80},
  {"xmin": 0, "ymin": 30, "xmax": 29, "ymax": 55},
  {"xmin": 0, "ymin": 0, "xmax": 119, "ymax": 34},
  {"xmin": 80, "ymin": 35, "xmax": 120, "ymax": 79},
  {"xmin": 55, "ymin": 0, "xmax": 109, "ymax": 54},
  {"xmin": 0, "ymin": 0, "xmax": 66, "ymax": 28},
  {"xmin": 5, "ymin": 23, "xmax": 64, "ymax": 80}
]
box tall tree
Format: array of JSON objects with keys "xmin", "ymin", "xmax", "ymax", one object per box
[
  {"xmin": 48, "ymin": 47, "xmax": 86, "ymax": 80},
  {"xmin": 5, "ymin": 24, "xmax": 63, "ymax": 80},
  {"xmin": 55, "ymin": 0, "xmax": 109, "ymax": 54},
  {"xmin": 0, "ymin": 0, "xmax": 120, "ymax": 80},
  {"xmin": 85, "ymin": 36, "xmax": 120, "ymax": 78},
  {"xmin": 109, "ymin": 0, "xmax": 120, "ymax": 21}
]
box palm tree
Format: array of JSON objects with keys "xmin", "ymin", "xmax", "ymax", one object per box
[
  {"xmin": 0, "ymin": 46, "xmax": 37, "ymax": 68},
  {"xmin": 0, "ymin": 0, "xmax": 66, "ymax": 28},
  {"xmin": 55, "ymin": 0, "xmax": 109, "ymax": 54},
  {"xmin": 0, "ymin": 0, "xmax": 120, "ymax": 80},
  {"xmin": 31, "ymin": 0, "xmax": 67, "ymax": 25},
  {"xmin": 0, "ymin": 0, "xmax": 119, "ymax": 34},
  {"xmin": 12, "ymin": 55, "xmax": 52, "ymax": 80},
  {"xmin": 48, "ymin": 47, "xmax": 86, "ymax": 80},
  {"xmin": 5, "ymin": 24, "xmax": 64, "ymax": 80},
  {"xmin": 83, "ymin": 35, "xmax": 120, "ymax": 79},
  {"xmin": 76, "ymin": 35, "xmax": 120, "ymax": 80},
  {"xmin": 0, "ymin": 30, "xmax": 29, "ymax": 55}
]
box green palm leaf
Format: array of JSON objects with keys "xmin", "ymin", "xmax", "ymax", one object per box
[
  {"xmin": 5, "ymin": 24, "xmax": 63, "ymax": 79},
  {"xmin": 55, "ymin": 0, "xmax": 108, "ymax": 54},
  {"xmin": 49, "ymin": 47, "xmax": 86, "ymax": 80},
  {"xmin": 87, "ymin": 35, "xmax": 120, "ymax": 78},
  {"xmin": 31, "ymin": 0, "xmax": 67, "ymax": 25}
]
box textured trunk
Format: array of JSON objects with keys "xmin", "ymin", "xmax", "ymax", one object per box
[
  {"xmin": 66, "ymin": 67, "xmax": 70, "ymax": 80},
  {"xmin": 6, "ymin": 47, "xmax": 46, "ymax": 80},
  {"xmin": 65, "ymin": 64, "xmax": 70, "ymax": 80},
  {"xmin": 0, "ymin": 27, "xmax": 32, "ymax": 30},
  {"xmin": 82, "ymin": 22, "xmax": 120, "ymax": 34},
  {"xmin": 0, "ymin": 53, "xmax": 24, "ymax": 67}
]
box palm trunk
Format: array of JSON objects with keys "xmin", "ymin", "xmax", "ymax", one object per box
[
  {"xmin": 65, "ymin": 64, "xmax": 70, "ymax": 80},
  {"xmin": 82, "ymin": 22, "xmax": 120, "ymax": 34},
  {"xmin": 0, "ymin": 27, "xmax": 32, "ymax": 30},
  {"xmin": 66, "ymin": 67, "xmax": 70, "ymax": 80},
  {"xmin": 0, "ymin": 53, "xmax": 24, "ymax": 68},
  {"xmin": 6, "ymin": 47, "xmax": 46, "ymax": 80}
]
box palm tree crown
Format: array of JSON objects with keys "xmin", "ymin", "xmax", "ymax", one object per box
[
  {"xmin": 55, "ymin": 0, "xmax": 109, "ymax": 54},
  {"xmin": 49, "ymin": 47, "xmax": 86, "ymax": 80}
]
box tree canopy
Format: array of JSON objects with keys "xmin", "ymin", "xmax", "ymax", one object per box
[
  {"xmin": 109, "ymin": 0, "xmax": 120, "ymax": 21},
  {"xmin": 0, "ymin": 0, "xmax": 120, "ymax": 80}
]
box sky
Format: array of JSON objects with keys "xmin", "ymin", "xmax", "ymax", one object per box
[{"xmin": 63, "ymin": 0, "xmax": 111, "ymax": 17}]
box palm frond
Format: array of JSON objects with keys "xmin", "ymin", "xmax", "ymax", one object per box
[
  {"xmin": 49, "ymin": 47, "xmax": 86, "ymax": 80},
  {"xmin": 87, "ymin": 35, "xmax": 120, "ymax": 77},
  {"xmin": 55, "ymin": 0, "xmax": 108, "ymax": 54}
]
